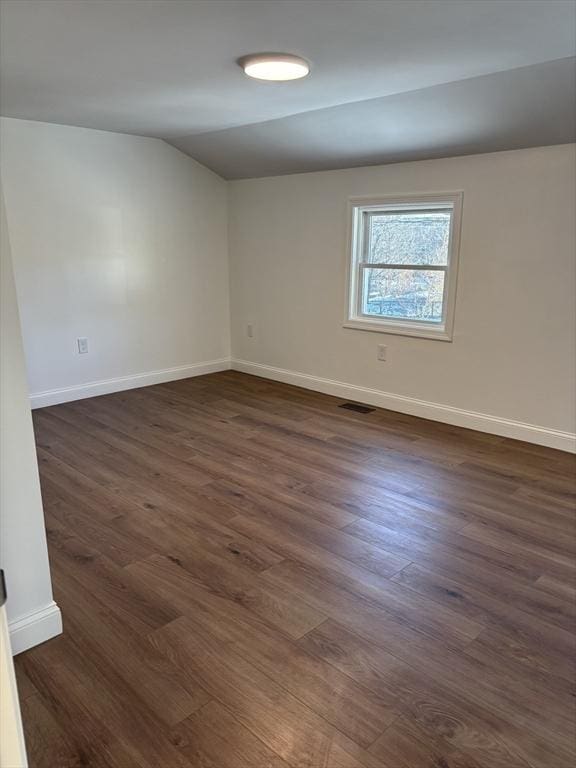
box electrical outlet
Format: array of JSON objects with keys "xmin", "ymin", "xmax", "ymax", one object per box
[
  {"xmin": 377, "ymin": 344, "xmax": 387, "ymax": 361},
  {"xmin": 247, "ymin": 324, "xmax": 254, "ymax": 338},
  {"xmin": 77, "ymin": 337, "xmax": 89, "ymax": 354}
]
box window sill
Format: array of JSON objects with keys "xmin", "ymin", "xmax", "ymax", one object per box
[{"xmin": 343, "ymin": 318, "xmax": 453, "ymax": 341}]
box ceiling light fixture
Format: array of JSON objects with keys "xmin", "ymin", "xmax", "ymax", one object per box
[{"xmin": 239, "ymin": 53, "xmax": 310, "ymax": 82}]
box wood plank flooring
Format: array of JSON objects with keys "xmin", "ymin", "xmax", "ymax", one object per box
[{"xmin": 15, "ymin": 371, "xmax": 576, "ymax": 768}]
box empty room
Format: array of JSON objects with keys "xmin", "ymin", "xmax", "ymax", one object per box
[{"xmin": 0, "ymin": 1, "xmax": 575, "ymax": 766}]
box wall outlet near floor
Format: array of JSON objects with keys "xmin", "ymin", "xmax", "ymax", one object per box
[
  {"xmin": 77, "ymin": 337, "xmax": 89, "ymax": 354},
  {"xmin": 247, "ymin": 323, "xmax": 254, "ymax": 338},
  {"xmin": 377, "ymin": 344, "xmax": 387, "ymax": 361}
]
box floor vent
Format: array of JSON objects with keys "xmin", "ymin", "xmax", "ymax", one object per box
[{"xmin": 339, "ymin": 402, "xmax": 375, "ymax": 414}]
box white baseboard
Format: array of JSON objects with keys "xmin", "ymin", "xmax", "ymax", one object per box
[
  {"xmin": 28, "ymin": 355, "xmax": 575, "ymax": 451},
  {"xmin": 232, "ymin": 359, "xmax": 576, "ymax": 453},
  {"xmin": 30, "ymin": 358, "xmax": 232, "ymax": 409},
  {"xmin": 9, "ymin": 601, "xmax": 62, "ymax": 656}
]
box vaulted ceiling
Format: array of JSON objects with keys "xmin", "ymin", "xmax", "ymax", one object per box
[{"xmin": 1, "ymin": 0, "xmax": 575, "ymax": 178}]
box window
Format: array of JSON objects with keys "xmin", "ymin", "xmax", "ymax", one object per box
[{"xmin": 345, "ymin": 193, "xmax": 462, "ymax": 340}]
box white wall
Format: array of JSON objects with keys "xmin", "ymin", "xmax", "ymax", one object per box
[
  {"xmin": 0, "ymin": 184, "xmax": 61, "ymax": 655},
  {"xmin": 2, "ymin": 120, "xmax": 574, "ymax": 451},
  {"xmin": 1, "ymin": 606, "xmax": 27, "ymax": 765},
  {"xmin": 229, "ymin": 145, "xmax": 576, "ymax": 449},
  {"xmin": 1, "ymin": 118, "xmax": 230, "ymax": 405}
]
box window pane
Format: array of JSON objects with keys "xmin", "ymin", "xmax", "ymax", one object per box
[
  {"xmin": 362, "ymin": 268, "xmax": 445, "ymax": 322},
  {"xmin": 367, "ymin": 210, "xmax": 451, "ymax": 265}
]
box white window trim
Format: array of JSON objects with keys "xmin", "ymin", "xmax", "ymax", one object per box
[{"xmin": 344, "ymin": 192, "xmax": 463, "ymax": 341}]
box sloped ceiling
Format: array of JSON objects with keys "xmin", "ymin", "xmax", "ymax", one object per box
[{"xmin": 1, "ymin": 0, "xmax": 575, "ymax": 178}]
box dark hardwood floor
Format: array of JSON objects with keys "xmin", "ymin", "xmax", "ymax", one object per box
[{"xmin": 15, "ymin": 371, "xmax": 576, "ymax": 767}]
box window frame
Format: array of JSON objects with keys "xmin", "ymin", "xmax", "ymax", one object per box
[{"xmin": 344, "ymin": 192, "xmax": 463, "ymax": 341}]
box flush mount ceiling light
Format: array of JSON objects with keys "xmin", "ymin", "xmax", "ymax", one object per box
[{"xmin": 238, "ymin": 53, "xmax": 310, "ymax": 82}]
